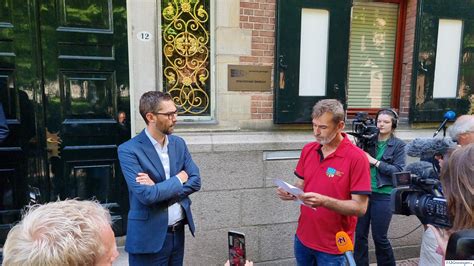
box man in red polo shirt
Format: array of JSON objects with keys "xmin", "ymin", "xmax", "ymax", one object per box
[{"xmin": 277, "ymin": 99, "xmax": 371, "ymax": 265}]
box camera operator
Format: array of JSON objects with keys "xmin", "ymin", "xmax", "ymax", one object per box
[
  {"xmin": 419, "ymin": 115, "xmax": 474, "ymax": 265},
  {"xmin": 354, "ymin": 109, "xmax": 406, "ymax": 266},
  {"xmin": 428, "ymin": 143, "xmax": 474, "ymax": 262}
]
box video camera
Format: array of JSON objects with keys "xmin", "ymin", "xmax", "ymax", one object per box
[
  {"xmin": 348, "ymin": 112, "xmax": 379, "ymax": 153},
  {"xmin": 391, "ymin": 171, "xmax": 451, "ymax": 228},
  {"xmin": 390, "ymin": 137, "xmax": 456, "ymax": 228}
]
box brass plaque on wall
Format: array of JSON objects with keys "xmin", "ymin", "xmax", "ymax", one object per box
[{"xmin": 228, "ymin": 65, "xmax": 272, "ymax": 91}]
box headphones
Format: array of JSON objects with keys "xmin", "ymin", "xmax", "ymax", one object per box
[{"xmin": 376, "ymin": 109, "xmax": 399, "ymax": 129}]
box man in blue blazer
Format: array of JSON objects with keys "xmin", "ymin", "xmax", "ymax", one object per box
[
  {"xmin": 118, "ymin": 91, "xmax": 201, "ymax": 265},
  {"xmin": 0, "ymin": 103, "xmax": 9, "ymax": 143}
]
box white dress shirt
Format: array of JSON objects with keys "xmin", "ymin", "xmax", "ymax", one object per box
[{"xmin": 145, "ymin": 129, "xmax": 184, "ymax": 225}]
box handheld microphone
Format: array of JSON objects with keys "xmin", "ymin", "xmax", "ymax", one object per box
[
  {"xmin": 336, "ymin": 231, "xmax": 356, "ymax": 266},
  {"xmin": 433, "ymin": 111, "xmax": 456, "ymax": 137}
]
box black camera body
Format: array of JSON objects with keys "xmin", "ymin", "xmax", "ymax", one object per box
[
  {"xmin": 348, "ymin": 112, "xmax": 379, "ymax": 153},
  {"xmin": 391, "ymin": 171, "xmax": 452, "ymax": 228}
]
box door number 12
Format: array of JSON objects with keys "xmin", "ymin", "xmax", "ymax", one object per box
[{"xmin": 137, "ymin": 31, "xmax": 152, "ymax": 42}]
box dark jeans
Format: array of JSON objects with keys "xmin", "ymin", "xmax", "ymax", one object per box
[
  {"xmin": 354, "ymin": 192, "xmax": 395, "ymax": 266},
  {"xmin": 129, "ymin": 227, "xmax": 185, "ymax": 266},
  {"xmin": 294, "ymin": 235, "xmax": 346, "ymax": 266}
]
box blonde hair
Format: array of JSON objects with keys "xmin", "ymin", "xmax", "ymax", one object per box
[
  {"xmin": 440, "ymin": 144, "xmax": 474, "ymax": 231},
  {"xmin": 2, "ymin": 199, "xmax": 112, "ymax": 266}
]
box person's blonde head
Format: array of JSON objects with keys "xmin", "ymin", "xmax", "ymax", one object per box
[
  {"xmin": 440, "ymin": 143, "xmax": 474, "ymax": 231},
  {"xmin": 2, "ymin": 199, "xmax": 112, "ymax": 266}
]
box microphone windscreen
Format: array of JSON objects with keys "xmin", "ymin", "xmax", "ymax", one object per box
[
  {"xmin": 336, "ymin": 231, "xmax": 354, "ymax": 253},
  {"xmin": 404, "ymin": 161, "xmax": 437, "ymax": 179},
  {"xmin": 406, "ymin": 138, "xmax": 456, "ymax": 158},
  {"xmin": 444, "ymin": 110, "xmax": 456, "ymax": 120}
]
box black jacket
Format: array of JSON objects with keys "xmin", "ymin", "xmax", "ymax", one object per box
[
  {"xmin": 374, "ymin": 135, "xmax": 406, "ymax": 188},
  {"xmin": 0, "ymin": 103, "xmax": 9, "ymax": 143}
]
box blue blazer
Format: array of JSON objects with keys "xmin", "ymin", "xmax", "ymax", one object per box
[{"xmin": 118, "ymin": 130, "xmax": 201, "ymax": 254}]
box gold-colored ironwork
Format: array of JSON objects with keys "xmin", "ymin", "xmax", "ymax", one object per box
[{"xmin": 162, "ymin": 0, "xmax": 210, "ymax": 115}]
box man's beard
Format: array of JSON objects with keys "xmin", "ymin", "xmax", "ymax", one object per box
[
  {"xmin": 316, "ymin": 131, "xmax": 338, "ymax": 145},
  {"xmin": 162, "ymin": 124, "xmax": 175, "ymax": 135}
]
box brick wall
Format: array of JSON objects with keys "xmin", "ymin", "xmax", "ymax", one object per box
[
  {"xmin": 400, "ymin": 0, "xmax": 418, "ymax": 122},
  {"xmin": 240, "ymin": 0, "xmax": 276, "ymax": 120}
]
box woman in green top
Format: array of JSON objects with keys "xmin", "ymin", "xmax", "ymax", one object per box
[{"xmin": 354, "ymin": 109, "xmax": 407, "ymax": 266}]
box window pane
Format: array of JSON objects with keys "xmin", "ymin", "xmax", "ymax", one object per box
[
  {"xmin": 299, "ymin": 8, "xmax": 329, "ymax": 97},
  {"xmin": 161, "ymin": 0, "xmax": 211, "ymax": 116},
  {"xmin": 433, "ymin": 19, "xmax": 462, "ymax": 99},
  {"xmin": 460, "ymin": 20, "xmax": 474, "ymax": 114},
  {"xmin": 347, "ymin": 2, "xmax": 399, "ymax": 108}
]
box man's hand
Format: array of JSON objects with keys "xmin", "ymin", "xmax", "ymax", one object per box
[
  {"xmin": 276, "ymin": 187, "xmax": 297, "ymax": 201},
  {"xmin": 177, "ymin": 170, "xmax": 189, "ymax": 183},
  {"xmin": 136, "ymin": 172, "xmax": 155, "ymax": 186},
  {"xmin": 298, "ymin": 192, "xmax": 327, "ymax": 208}
]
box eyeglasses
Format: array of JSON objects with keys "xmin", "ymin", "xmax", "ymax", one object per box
[{"xmin": 154, "ymin": 110, "xmax": 178, "ymax": 120}]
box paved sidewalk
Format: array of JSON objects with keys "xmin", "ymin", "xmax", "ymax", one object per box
[
  {"xmin": 115, "ymin": 247, "xmax": 420, "ymax": 265},
  {"xmin": 395, "ymin": 258, "xmax": 420, "ymax": 265},
  {"xmin": 370, "ymin": 258, "xmax": 420, "ymax": 266}
]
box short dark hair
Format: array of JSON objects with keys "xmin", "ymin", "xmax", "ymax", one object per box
[{"xmin": 139, "ymin": 91, "xmax": 172, "ymax": 124}]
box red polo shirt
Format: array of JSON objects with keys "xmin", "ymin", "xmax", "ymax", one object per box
[{"xmin": 295, "ymin": 133, "xmax": 371, "ymax": 254}]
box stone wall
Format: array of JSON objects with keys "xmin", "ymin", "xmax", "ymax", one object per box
[{"xmin": 181, "ymin": 132, "xmax": 425, "ymax": 265}]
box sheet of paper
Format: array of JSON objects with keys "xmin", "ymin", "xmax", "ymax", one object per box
[
  {"xmin": 274, "ymin": 178, "xmax": 305, "ymax": 205},
  {"xmin": 274, "ymin": 178, "xmax": 303, "ymax": 196}
]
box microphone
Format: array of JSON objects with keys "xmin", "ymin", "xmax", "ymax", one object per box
[
  {"xmin": 335, "ymin": 231, "xmax": 356, "ymax": 266},
  {"xmin": 403, "ymin": 161, "xmax": 443, "ymax": 196},
  {"xmin": 404, "ymin": 161, "xmax": 438, "ymax": 180},
  {"xmin": 406, "ymin": 137, "xmax": 456, "ymax": 159},
  {"xmin": 433, "ymin": 111, "xmax": 456, "ymax": 137}
]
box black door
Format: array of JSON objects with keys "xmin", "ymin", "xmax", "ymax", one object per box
[
  {"xmin": 0, "ymin": 0, "xmax": 46, "ymax": 244},
  {"xmin": 0, "ymin": 0, "xmax": 130, "ymax": 243},
  {"xmin": 275, "ymin": 0, "xmax": 352, "ymax": 123},
  {"xmin": 411, "ymin": 0, "xmax": 474, "ymax": 122}
]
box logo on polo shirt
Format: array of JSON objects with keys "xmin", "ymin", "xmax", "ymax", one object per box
[{"xmin": 326, "ymin": 167, "xmax": 344, "ymax": 178}]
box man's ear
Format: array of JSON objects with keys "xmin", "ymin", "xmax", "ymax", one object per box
[
  {"xmin": 145, "ymin": 112, "xmax": 155, "ymax": 124},
  {"xmin": 337, "ymin": 121, "xmax": 345, "ymax": 131}
]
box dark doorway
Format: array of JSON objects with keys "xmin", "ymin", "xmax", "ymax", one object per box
[
  {"xmin": 274, "ymin": 0, "xmax": 352, "ymax": 123},
  {"xmin": 0, "ymin": 0, "xmax": 130, "ymax": 243}
]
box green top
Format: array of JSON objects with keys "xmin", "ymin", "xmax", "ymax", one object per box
[{"xmin": 370, "ymin": 140, "xmax": 393, "ymax": 194}]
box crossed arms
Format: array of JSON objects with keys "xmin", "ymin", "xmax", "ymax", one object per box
[{"xmin": 118, "ymin": 143, "xmax": 201, "ymax": 206}]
